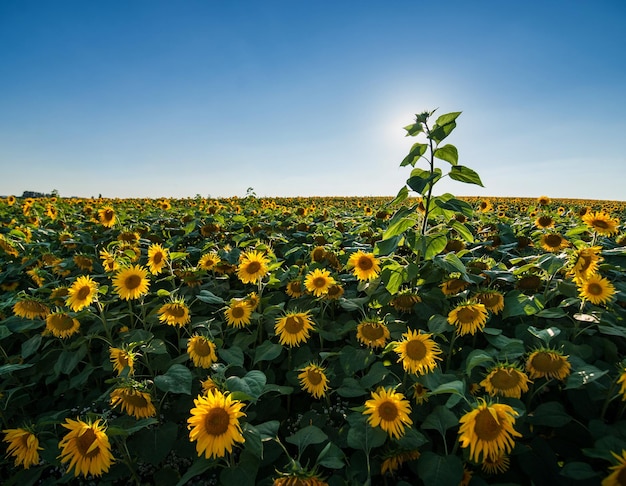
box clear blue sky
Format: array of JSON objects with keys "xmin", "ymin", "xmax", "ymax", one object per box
[{"xmin": 1, "ymin": 0, "xmax": 625, "ymax": 200}]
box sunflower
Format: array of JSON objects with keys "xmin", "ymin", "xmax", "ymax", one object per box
[
  {"xmin": 58, "ymin": 418, "xmax": 114, "ymax": 477},
  {"xmin": 394, "ymin": 329, "xmax": 443, "ymax": 375},
  {"xmin": 474, "ymin": 290, "xmax": 505, "ymax": 315},
  {"xmin": 525, "ymin": 348, "xmax": 571, "ymax": 381},
  {"xmin": 45, "ymin": 311, "xmax": 81, "ymax": 339},
  {"xmin": 540, "ymin": 233, "xmax": 569, "ymax": 253},
  {"xmin": 158, "ymin": 298, "xmax": 191, "ymax": 327},
  {"xmin": 440, "ymin": 278, "xmax": 470, "ymax": 296},
  {"xmin": 568, "ymin": 246, "xmax": 603, "ymax": 283},
  {"xmin": 274, "ymin": 472, "xmax": 329, "ymax": 486},
  {"xmin": 147, "ymin": 243, "xmax": 169, "ymax": 275},
  {"xmin": 347, "ymin": 251, "xmax": 381, "ymax": 281},
  {"xmin": 578, "ymin": 274, "xmax": 616, "ymax": 305},
  {"xmin": 12, "ymin": 298, "xmax": 50, "ymax": 319},
  {"xmin": 617, "ymin": 368, "xmax": 626, "ymax": 401},
  {"xmin": 412, "ymin": 382, "xmax": 429, "ymax": 405},
  {"xmin": 380, "ymin": 449, "xmax": 421, "ymax": 476},
  {"xmin": 582, "ymin": 211, "xmax": 620, "ymax": 236},
  {"xmin": 224, "ymin": 299, "xmax": 253, "ymax": 328},
  {"xmin": 110, "ymin": 347, "xmax": 135, "ymax": 376},
  {"xmin": 187, "ymin": 390, "xmax": 246, "ymax": 459},
  {"xmin": 64, "ymin": 275, "xmax": 98, "ymax": 312},
  {"xmin": 73, "ymin": 254, "xmax": 94, "ymax": 272},
  {"xmin": 298, "ymin": 363, "xmax": 329, "ymax": 399},
  {"xmin": 245, "ymin": 292, "xmax": 260, "ymax": 311},
  {"xmin": 604, "ymin": 450, "xmax": 626, "ymax": 486},
  {"xmin": 516, "ymin": 273, "xmax": 543, "ymax": 293},
  {"xmin": 304, "ymin": 268, "xmax": 337, "ymax": 297},
  {"xmin": 188, "ymin": 335, "xmax": 218, "ymax": 368},
  {"xmin": 363, "ymin": 387, "xmax": 413, "ymax": 439},
  {"xmin": 201, "ymin": 377, "xmax": 219, "ymax": 395},
  {"xmin": 97, "ymin": 206, "xmax": 116, "ymax": 228},
  {"xmin": 112, "ymin": 265, "xmax": 150, "ymax": 300},
  {"xmin": 325, "ymin": 284, "xmax": 344, "ymax": 300},
  {"xmin": 537, "ymin": 195, "xmax": 551, "ymax": 205},
  {"xmin": 480, "ymin": 363, "xmax": 531, "ymax": 399},
  {"xmin": 237, "ymin": 250, "xmax": 270, "ymax": 284},
  {"xmin": 275, "ymin": 310, "xmax": 315, "ymax": 347},
  {"xmin": 458, "ymin": 399, "xmax": 521, "ymax": 463},
  {"xmin": 534, "ymin": 215, "xmax": 555, "ymax": 229},
  {"xmin": 448, "ymin": 302, "xmax": 489, "ymax": 336},
  {"xmin": 286, "ymin": 279, "xmax": 304, "ymax": 298},
  {"xmin": 391, "ymin": 292, "xmax": 422, "ymax": 313},
  {"xmin": 356, "ymin": 318, "xmax": 390, "ymax": 349},
  {"xmin": 2, "ymin": 427, "xmax": 42, "ymax": 469},
  {"xmin": 110, "ymin": 386, "xmax": 157, "ymax": 419},
  {"xmin": 481, "ymin": 453, "xmax": 511, "ymax": 474},
  {"xmin": 198, "ymin": 252, "xmax": 220, "ymax": 271},
  {"xmin": 99, "ymin": 248, "xmax": 120, "ymax": 273},
  {"xmin": 310, "ymin": 246, "xmax": 327, "ymax": 263}
]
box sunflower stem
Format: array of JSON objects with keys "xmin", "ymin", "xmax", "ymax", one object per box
[{"xmin": 445, "ymin": 331, "xmax": 459, "ymax": 373}]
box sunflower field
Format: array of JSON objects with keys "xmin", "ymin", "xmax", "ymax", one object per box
[{"xmin": 2, "ymin": 111, "xmax": 626, "ymax": 486}]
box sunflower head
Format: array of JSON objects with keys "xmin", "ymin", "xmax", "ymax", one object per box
[
  {"xmin": 237, "ymin": 250, "xmax": 270, "ymax": 284},
  {"xmin": 304, "ymin": 268, "xmax": 337, "ymax": 297},
  {"xmin": 2, "ymin": 426, "xmax": 42, "ymax": 469},
  {"xmin": 158, "ymin": 298, "xmax": 191, "ymax": 327},
  {"xmin": 13, "ymin": 297, "xmax": 51, "ymax": 319},
  {"xmin": 447, "ymin": 301, "xmax": 489, "ymax": 336},
  {"xmin": 363, "ymin": 387, "xmax": 413, "ymax": 439},
  {"xmin": 394, "ymin": 329, "xmax": 443, "ymax": 375},
  {"xmin": 147, "ymin": 243, "xmax": 169, "ymax": 275},
  {"xmin": 275, "ymin": 310, "xmax": 315, "ymax": 347},
  {"xmin": 224, "ymin": 299, "xmax": 253, "ymax": 328},
  {"xmin": 582, "ymin": 211, "xmax": 620, "ymax": 236},
  {"xmin": 356, "ymin": 318, "xmax": 390, "ymax": 349},
  {"xmin": 187, "ymin": 335, "xmax": 218, "ymax": 368},
  {"xmin": 110, "ymin": 383, "xmax": 157, "ymax": 419},
  {"xmin": 525, "ymin": 348, "xmax": 571, "ymax": 381},
  {"xmin": 480, "ymin": 363, "xmax": 531, "ymax": 399},
  {"xmin": 112, "ymin": 265, "xmax": 150, "ymax": 301},
  {"xmin": 298, "ymin": 363, "xmax": 330, "ymax": 399},
  {"xmin": 347, "ymin": 250, "xmax": 381, "ymax": 281},
  {"xmin": 66, "ymin": 275, "xmax": 98, "ymax": 312},
  {"xmin": 45, "ymin": 311, "xmax": 81, "ymax": 339},
  {"xmin": 58, "ymin": 418, "xmax": 114, "ymax": 477},
  {"xmin": 577, "ymin": 273, "xmax": 615, "ymax": 305}
]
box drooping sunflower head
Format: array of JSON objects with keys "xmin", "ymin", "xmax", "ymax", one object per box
[
  {"xmin": 324, "ymin": 283, "xmax": 344, "ymax": 300},
  {"xmin": 298, "ymin": 363, "xmax": 330, "ymax": 399},
  {"xmin": 363, "ymin": 387, "xmax": 413, "ymax": 439},
  {"xmin": 391, "ymin": 291, "xmax": 422, "ymax": 313},
  {"xmin": 147, "ymin": 243, "xmax": 169, "ymax": 275},
  {"xmin": 158, "ymin": 298, "xmax": 191, "ymax": 327},
  {"xmin": 187, "ymin": 335, "xmax": 218, "ymax": 368},
  {"xmin": 58, "ymin": 418, "xmax": 114, "ymax": 477},
  {"xmin": 447, "ymin": 301, "xmax": 489, "ymax": 336},
  {"xmin": 380, "ymin": 449, "xmax": 421, "ymax": 476},
  {"xmin": 66, "ymin": 275, "xmax": 98, "ymax": 312},
  {"xmin": 245, "ymin": 292, "xmax": 260, "ymax": 311},
  {"xmin": 347, "ymin": 250, "xmax": 381, "ymax": 281},
  {"xmin": 525, "ymin": 348, "xmax": 571, "ymax": 381},
  {"xmin": 304, "ymin": 268, "xmax": 337, "ymax": 297},
  {"xmin": 110, "ymin": 346, "xmax": 136, "ymax": 376},
  {"xmin": 480, "ymin": 363, "xmax": 531, "ymax": 399},
  {"xmin": 45, "ymin": 311, "xmax": 81, "ymax": 339},
  {"xmin": 110, "ymin": 384, "xmax": 157, "ymax": 419},
  {"xmin": 273, "ymin": 469, "xmax": 329, "ymax": 486},
  {"xmin": 274, "ymin": 310, "xmax": 315, "ymax": 347},
  {"xmin": 286, "ymin": 279, "xmax": 304, "ymax": 298},
  {"xmin": 73, "ymin": 254, "xmax": 94, "ymax": 272},
  {"xmin": 237, "ymin": 250, "xmax": 270, "ymax": 284},
  {"xmin": 2, "ymin": 426, "xmax": 42, "ymax": 469},
  {"xmin": 481, "ymin": 453, "xmax": 511, "ymax": 474},
  {"xmin": 412, "ymin": 382, "xmax": 429, "ymax": 405},
  {"xmin": 356, "ymin": 318, "xmax": 390, "ymax": 349},
  {"xmin": 310, "ymin": 246, "xmax": 327, "ymax": 263},
  {"xmin": 394, "ymin": 329, "xmax": 443, "ymax": 375},
  {"xmin": 224, "ymin": 299, "xmax": 253, "ymax": 328},
  {"xmin": 577, "ymin": 274, "xmax": 616, "ymax": 305},
  {"xmin": 474, "ymin": 290, "xmax": 505, "ymax": 315},
  {"xmin": 13, "ymin": 297, "xmax": 51, "ymax": 319},
  {"xmin": 112, "ymin": 265, "xmax": 150, "ymax": 301},
  {"xmin": 440, "ymin": 278, "xmax": 470, "ymax": 296}
]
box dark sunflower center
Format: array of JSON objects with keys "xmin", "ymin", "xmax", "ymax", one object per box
[
  {"xmin": 479, "ymin": 294, "xmax": 500, "ymax": 308},
  {"xmin": 245, "ymin": 261, "xmax": 261, "ymax": 274},
  {"xmin": 358, "ymin": 257, "xmax": 373, "ymax": 270},
  {"xmin": 231, "ymin": 306, "xmax": 245, "ymax": 318},
  {"xmin": 531, "ymin": 352, "xmax": 564, "ymax": 372},
  {"xmin": 490, "ymin": 369, "xmax": 519, "ymax": 390},
  {"xmin": 284, "ymin": 316, "xmax": 304, "ymax": 334},
  {"xmin": 577, "ymin": 254, "xmax": 593, "ymax": 272},
  {"xmin": 378, "ymin": 401, "xmax": 399, "ymax": 421},
  {"xmin": 587, "ymin": 283, "xmax": 603, "ymax": 296},
  {"xmin": 544, "ymin": 234, "xmax": 563, "ymax": 247},
  {"xmin": 592, "ymin": 219, "xmax": 608, "ymax": 229},
  {"xmin": 474, "ymin": 408, "xmax": 502, "ymax": 441},
  {"xmin": 617, "ymin": 466, "xmax": 626, "ymax": 485},
  {"xmin": 124, "ymin": 392, "xmax": 148, "ymax": 408},
  {"xmin": 152, "ymin": 253, "xmax": 163, "ymax": 264},
  {"xmin": 457, "ymin": 307, "xmax": 479, "ymax": 323},
  {"xmin": 76, "ymin": 428, "xmax": 100, "ymax": 458},
  {"xmin": 405, "ymin": 339, "xmax": 427, "ymax": 360},
  {"xmin": 361, "ymin": 323, "xmax": 385, "ymax": 340},
  {"xmin": 307, "ymin": 370, "xmax": 323, "ymax": 385},
  {"xmin": 52, "ymin": 314, "xmax": 74, "ymax": 330},
  {"xmin": 193, "ymin": 339, "xmax": 212, "ymax": 357},
  {"xmin": 312, "ymin": 249, "xmax": 325, "ymax": 262},
  {"xmin": 313, "ymin": 277, "xmax": 327, "ymax": 288},
  {"xmin": 537, "ymin": 216, "xmax": 553, "ymax": 227},
  {"xmin": 167, "ymin": 305, "xmax": 186, "ymax": 318},
  {"xmin": 104, "ymin": 210, "xmax": 114, "ymax": 220},
  {"xmin": 204, "ymin": 408, "xmax": 230, "ymax": 436},
  {"xmin": 125, "ymin": 274, "xmax": 142, "ymax": 290},
  {"xmin": 77, "ymin": 286, "xmax": 91, "ymax": 300}
]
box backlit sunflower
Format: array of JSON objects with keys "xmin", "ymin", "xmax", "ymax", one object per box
[
  {"xmin": 482, "ymin": 453, "xmax": 511, "ymax": 474},
  {"xmin": 286, "ymin": 279, "xmax": 304, "ymax": 298},
  {"xmin": 540, "ymin": 233, "xmax": 569, "ymax": 252},
  {"xmin": 447, "ymin": 302, "xmax": 489, "ymax": 336},
  {"xmin": 310, "ymin": 246, "xmax": 326, "ymax": 263},
  {"xmin": 13, "ymin": 298, "xmax": 50, "ymax": 319},
  {"xmin": 237, "ymin": 250, "xmax": 270, "ymax": 284},
  {"xmin": 298, "ymin": 363, "xmax": 329, "ymax": 399},
  {"xmin": 158, "ymin": 298, "xmax": 191, "ymax": 327},
  {"xmin": 356, "ymin": 318, "xmax": 390, "ymax": 349},
  {"xmin": 474, "ymin": 290, "xmax": 505, "ymax": 315},
  {"xmin": 568, "ymin": 246, "xmax": 603, "ymax": 283},
  {"xmin": 582, "ymin": 211, "xmax": 620, "ymax": 236},
  {"xmin": 2, "ymin": 427, "xmax": 42, "ymax": 469},
  {"xmin": 58, "ymin": 418, "xmax": 114, "ymax": 477},
  {"xmin": 458, "ymin": 399, "xmax": 521, "ymax": 463},
  {"xmin": 441, "ymin": 278, "xmax": 470, "ymax": 296},
  {"xmin": 391, "ymin": 292, "xmax": 422, "ymax": 313},
  {"xmin": 188, "ymin": 335, "xmax": 218, "ymax": 368},
  {"xmin": 578, "ymin": 274, "xmax": 615, "ymax": 305},
  {"xmin": 480, "ymin": 363, "xmax": 531, "ymax": 399},
  {"xmin": 394, "ymin": 329, "xmax": 442, "ymax": 375},
  {"xmin": 275, "ymin": 310, "xmax": 315, "ymax": 347},
  {"xmin": 604, "ymin": 450, "xmax": 626, "ymax": 486},
  {"xmin": 147, "ymin": 243, "xmax": 169, "ymax": 275},
  {"xmin": 187, "ymin": 390, "xmax": 246, "ymax": 459},
  {"xmin": 73, "ymin": 254, "xmax": 94, "ymax": 272},
  {"xmin": 110, "ymin": 347, "xmax": 135, "ymax": 376},
  {"xmin": 380, "ymin": 449, "xmax": 421, "ymax": 476},
  {"xmin": 347, "ymin": 250, "xmax": 381, "ymax": 281},
  {"xmin": 45, "ymin": 311, "xmax": 80, "ymax": 338},
  {"xmin": 525, "ymin": 348, "xmax": 571, "ymax": 381},
  {"xmin": 110, "ymin": 385, "xmax": 157, "ymax": 419},
  {"xmin": 198, "ymin": 252, "xmax": 220, "ymax": 271},
  {"xmin": 112, "ymin": 265, "xmax": 150, "ymax": 300},
  {"xmin": 363, "ymin": 387, "xmax": 413, "ymax": 439},
  {"xmin": 304, "ymin": 268, "xmax": 337, "ymax": 297},
  {"xmin": 66, "ymin": 275, "xmax": 98, "ymax": 312},
  {"xmin": 224, "ymin": 299, "xmax": 253, "ymax": 328},
  {"xmin": 97, "ymin": 206, "xmax": 116, "ymax": 228}
]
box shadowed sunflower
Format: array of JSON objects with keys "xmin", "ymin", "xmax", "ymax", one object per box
[
  {"xmin": 97, "ymin": 206, "xmax": 116, "ymax": 228},
  {"xmin": 324, "ymin": 283, "xmax": 344, "ymax": 300},
  {"xmin": 201, "ymin": 377, "xmax": 219, "ymax": 395},
  {"xmin": 304, "ymin": 268, "xmax": 336, "ymax": 297},
  {"xmin": 158, "ymin": 298, "xmax": 191, "ymax": 327},
  {"xmin": 274, "ymin": 471, "xmax": 329, "ymax": 486},
  {"xmin": 13, "ymin": 298, "xmax": 50, "ymax": 319},
  {"xmin": 58, "ymin": 418, "xmax": 114, "ymax": 477},
  {"xmin": 568, "ymin": 246, "xmax": 603, "ymax": 283},
  {"xmin": 582, "ymin": 211, "xmax": 620, "ymax": 236},
  {"xmin": 286, "ymin": 279, "xmax": 304, "ymax": 298},
  {"xmin": 441, "ymin": 278, "xmax": 470, "ymax": 296},
  {"xmin": 198, "ymin": 252, "xmax": 220, "ymax": 271},
  {"xmin": 380, "ymin": 449, "xmax": 421, "ymax": 476},
  {"xmin": 245, "ymin": 292, "xmax": 260, "ymax": 311},
  {"xmin": 482, "ymin": 453, "xmax": 511, "ymax": 474},
  {"xmin": 237, "ymin": 250, "xmax": 270, "ymax": 284},
  {"xmin": 110, "ymin": 385, "xmax": 156, "ymax": 419},
  {"xmin": 394, "ymin": 329, "xmax": 442, "ymax": 375},
  {"xmin": 2, "ymin": 427, "xmax": 42, "ymax": 469},
  {"xmin": 310, "ymin": 246, "xmax": 326, "ymax": 263},
  {"xmin": 540, "ymin": 233, "xmax": 569, "ymax": 252},
  {"xmin": 578, "ymin": 274, "xmax": 615, "ymax": 305},
  {"xmin": 298, "ymin": 363, "xmax": 329, "ymax": 399},
  {"xmin": 275, "ymin": 310, "xmax": 314, "ymax": 347},
  {"xmin": 391, "ymin": 292, "xmax": 422, "ymax": 313},
  {"xmin": 474, "ymin": 290, "xmax": 505, "ymax": 315},
  {"xmin": 187, "ymin": 389, "xmax": 246, "ymax": 459},
  {"xmin": 110, "ymin": 347, "xmax": 136, "ymax": 376},
  {"xmin": 45, "ymin": 311, "xmax": 80, "ymax": 338},
  {"xmin": 412, "ymin": 383, "xmax": 429, "ymax": 405},
  {"xmin": 113, "ymin": 265, "xmax": 150, "ymax": 300},
  {"xmin": 224, "ymin": 299, "xmax": 253, "ymax": 328},
  {"xmin": 525, "ymin": 348, "xmax": 571, "ymax": 381},
  {"xmin": 448, "ymin": 302, "xmax": 489, "ymax": 336},
  {"xmin": 66, "ymin": 275, "xmax": 98, "ymax": 312},
  {"xmin": 480, "ymin": 363, "xmax": 531, "ymax": 399},
  {"xmin": 50, "ymin": 287, "xmax": 69, "ymax": 306},
  {"xmin": 347, "ymin": 250, "xmax": 381, "ymax": 281},
  {"xmin": 356, "ymin": 318, "xmax": 390, "ymax": 349},
  {"xmin": 604, "ymin": 450, "xmax": 626, "ymax": 486},
  {"xmin": 363, "ymin": 387, "xmax": 413, "ymax": 439},
  {"xmin": 147, "ymin": 243, "xmax": 169, "ymax": 275},
  {"xmin": 458, "ymin": 399, "xmax": 521, "ymax": 463},
  {"xmin": 188, "ymin": 335, "xmax": 218, "ymax": 368},
  {"xmin": 617, "ymin": 368, "xmax": 626, "ymax": 401}
]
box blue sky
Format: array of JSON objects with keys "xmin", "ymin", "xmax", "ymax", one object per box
[{"xmin": 1, "ymin": 0, "xmax": 625, "ymax": 200}]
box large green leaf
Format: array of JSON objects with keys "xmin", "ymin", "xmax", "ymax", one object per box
[
  {"xmin": 154, "ymin": 364, "xmax": 192, "ymax": 395},
  {"xmin": 433, "ymin": 144, "xmax": 458, "ymax": 165},
  {"xmin": 448, "ymin": 165, "xmax": 484, "ymax": 186},
  {"xmin": 286, "ymin": 425, "xmax": 328, "ymax": 456},
  {"xmin": 417, "ymin": 451, "xmax": 464, "ymax": 486},
  {"xmin": 407, "ymin": 168, "xmax": 442, "ymax": 195},
  {"xmin": 226, "ymin": 370, "xmax": 267, "ymax": 402},
  {"xmin": 421, "ymin": 405, "xmax": 458, "ymax": 436},
  {"xmin": 401, "ymin": 142, "xmax": 429, "ymax": 167}
]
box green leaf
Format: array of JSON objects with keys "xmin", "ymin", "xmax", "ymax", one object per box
[
  {"xmin": 502, "ymin": 291, "xmax": 544, "ymax": 318},
  {"xmin": 316, "ymin": 442, "xmax": 345, "ymax": 469},
  {"xmin": 219, "ymin": 346, "xmax": 245, "ymax": 367},
  {"xmin": 407, "ymin": 167, "xmax": 442, "ymax": 195},
  {"xmin": 429, "ymin": 380, "xmax": 465, "ymax": 396},
  {"xmin": 176, "ymin": 458, "xmax": 217, "ymax": 486},
  {"xmin": 565, "ymin": 364, "xmax": 609, "ymax": 390},
  {"xmin": 430, "ymin": 122, "xmax": 457, "ymax": 144},
  {"xmin": 382, "ymin": 261, "xmax": 408, "ymax": 295},
  {"xmin": 417, "ymin": 451, "xmax": 464, "ymax": 486},
  {"xmin": 433, "ymin": 144, "xmax": 458, "ymax": 165},
  {"xmin": 337, "ymin": 377, "xmax": 368, "ymax": 397},
  {"xmin": 536, "ymin": 308, "xmax": 567, "ymax": 319},
  {"xmin": 242, "ymin": 424, "xmax": 263, "ymax": 459},
  {"xmin": 559, "ymin": 462, "xmax": 600, "ymax": 480},
  {"xmin": 340, "ymin": 346, "xmax": 376, "ymax": 375},
  {"xmin": 448, "ymin": 220, "xmax": 475, "ymax": 243},
  {"xmin": 448, "ymin": 165, "xmax": 484, "ymax": 186},
  {"xmin": 54, "ymin": 346, "xmax": 87, "ymax": 375},
  {"xmin": 434, "ymin": 253, "xmax": 467, "ymax": 276},
  {"xmin": 465, "ymin": 349, "xmax": 494, "ymax": 375},
  {"xmin": 286, "ymin": 425, "xmax": 328, "ymax": 456},
  {"xmin": 382, "ymin": 216, "xmax": 418, "ymax": 240},
  {"xmin": 131, "ymin": 421, "xmax": 178, "ymax": 465},
  {"xmin": 252, "ymin": 420, "xmax": 280, "ymax": 440},
  {"xmin": 196, "ymin": 290, "xmax": 225, "ymax": 305},
  {"xmin": 401, "ymin": 142, "xmax": 429, "ymax": 167},
  {"xmin": 253, "ymin": 341, "xmax": 282, "ymax": 364},
  {"xmin": 395, "ymin": 427, "xmax": 429, "ymax": 449},
  {"xmin": 428, "ymin": 314, "xmax": 453, "ymax": 334},
  {"xmin": 0, "ymin": 363, "xmax": 34, "ymax": 376},
  {"xmin": 360, "ymin": 362, "xmax": 391, "ymax": 389},
  {"xmin": 219, "ymin": 450, "xmax": 259, "ymax": 486},
  {"xmin": 21, "ymin": 334, "xmax": 42, "ymax": 359},
  {"xmin": 422, "ymin": 405, "xmax": 459, "ymax": 436},
  {"xmin": 375, "ymin": 235, "xmax": 402, "ymax": 256},
  {"xmin": 423, "ymin": 233, "xmax": 449, "ymax": 260},
  {"xmin": 226, "ymin": 370, "xmax": 267, "ymax": 402},
  {"xmin": 435, "ymin": 111, "xmax": 462, "ymax": 126},
  {"xmin": 528, "ymin": 401, "xmax": 571, "ymax": 427},
  {"xmin": 154, "ymin": 364, "xmax": 193, "ymax": 395},
  {"xmin": 0, "ymin": 325, "xmax": 11, "ymax": 340},
  {"xmin": 389, "ymin": 185, "xmax": 409, "ymax": 206},
  {"xmin": 346, "ymin": 414, "xmax": 387, "ymax": 452},
  {"xmin": 527, "ymin": 325, "xmax": 561, "ymax": 344},
  {"xmin": 403, "ymin": 122, "xmax": 424, "ymax": 137}
]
